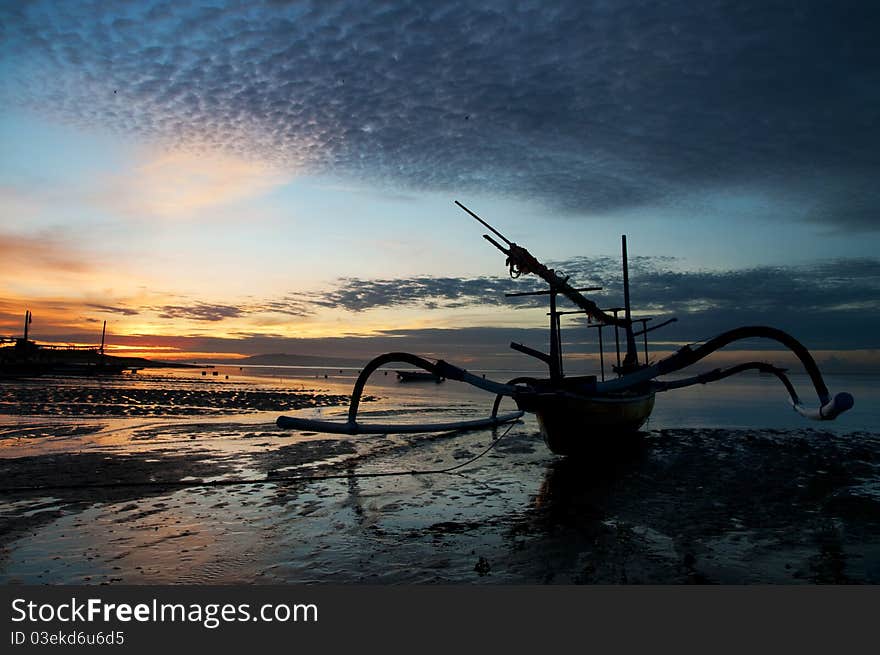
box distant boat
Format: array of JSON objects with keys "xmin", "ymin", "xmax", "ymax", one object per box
[
  {"xmin": 396, "ymin": 370, "xmax": 445, "ymax": 383},
  {"xmin": 1, "ymin": 312, "xmax": 140, "ymax": 377}
]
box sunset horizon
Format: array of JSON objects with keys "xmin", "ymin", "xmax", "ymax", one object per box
[{"xmin": 2, "ymin": 1, "xmax": 878, "ymax": 379}]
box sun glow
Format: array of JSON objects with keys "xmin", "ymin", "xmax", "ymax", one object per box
[{"xmin": 100, "ymin": 147, "xmax": 291, "ymax": 221}]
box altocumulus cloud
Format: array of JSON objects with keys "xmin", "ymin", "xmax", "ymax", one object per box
[
  {"xmin": 314, "ymin": 257, "xmax": 880, "ymax": 313},
  {"xmin": 143, "ymin": 256, "xmax": 878, "ymax": 346},
  {"xmin": 312, "ymin": 276, "xmax": 517, "ymax": 312},
  {"xmin": 1, "ymin": 1, "xmax": 877, "ymax": 229},
  {"xmin": 310, "ymin": 257, "xmax": 880, "ymax": 348},
  {"xmin": 154, "ymin": 296, "xmax": 312, "ymax": 321},
  {"xmin": 156, "ymin": 302, "xmax": 245, "ymax": 322}
]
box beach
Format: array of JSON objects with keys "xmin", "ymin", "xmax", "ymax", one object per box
[{"xmin": 1, "ymin": 367, "xmax": 878, "ymax": 584}]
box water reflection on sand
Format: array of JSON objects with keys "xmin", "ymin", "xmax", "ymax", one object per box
[{"xmin": 0, "ymin": 368, "xmax": 878, "ymax": 583}]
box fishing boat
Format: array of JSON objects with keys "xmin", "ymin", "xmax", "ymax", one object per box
[
  {"xmin": 277, "ymin": 202, "xmax": 854, "ymax": 454},
  {"xmin": 396, "ymin": 370, "xmax": 446, "ymax": 383}
]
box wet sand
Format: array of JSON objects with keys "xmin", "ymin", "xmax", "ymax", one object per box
[
  {"xmin": 1, "ymin": 372, "xmax": 878, "ymax": 584},
  {"xmin": 1, "ymin": 423, "xmax": 878, "ymax": 584},
  {"xmin": 0, "ymin": 374, "xmax": 352, "ymax": 416}
]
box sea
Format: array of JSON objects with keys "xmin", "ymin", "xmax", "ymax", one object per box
[{"xmin": 0, "ymin": 365, "xmax": 877, "ymax": 584}]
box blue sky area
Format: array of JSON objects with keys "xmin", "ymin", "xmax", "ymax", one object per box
[{"xmin": 0, "ymin": 1, "xmax": 877, "ymax": 368}]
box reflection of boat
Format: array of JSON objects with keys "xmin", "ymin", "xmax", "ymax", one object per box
[
  {"xmin": 1, "ymin": 312, "xmax": 140, "ymax": 377},
  {"xmin": 278, "ymin": 201, "xmax": 854, "ymax": 454},
  {"xmin": 396, "ymin": 370, "xmax": 445, "ymax": 383}
]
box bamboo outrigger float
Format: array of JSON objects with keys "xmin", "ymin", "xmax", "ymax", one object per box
[{"xmin": 277, "ymin": 202, "xmax": 854, "ymax": 454}]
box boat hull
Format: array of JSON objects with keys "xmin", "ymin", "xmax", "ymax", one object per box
[{"xmin": 516, "ymin": 390, "xmax": 655, "ymax": 455}]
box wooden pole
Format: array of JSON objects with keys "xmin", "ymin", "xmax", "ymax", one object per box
[
  {"xmin": 622, "ymin": 236, "xmax": 632, "ymax": 324},
  {"xmin": 556, "ymin": 312, "xmax": 564, "ymax": 378},
  {"xmin": 612, "ymin": 308, "xmax": 621, "ymax": 370},
  {"xmin": 620, "ymin": 234, "xmax": 638, "ymax": 369},
  {"xmin": 549, "ymin": 291, "xmax": 561, "ymax": 383}
]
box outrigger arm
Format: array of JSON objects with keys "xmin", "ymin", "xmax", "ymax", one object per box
[
  {"xmin": 600, "ymin": 325, "xmax": 854, "ymax": 420},
  {"xmin": 276, "ymin": 353, "xmax": 524, "ymax": 434},
  {"xmin": 277, "ymin": 326, "xmax": 852, "ymax": 436}
]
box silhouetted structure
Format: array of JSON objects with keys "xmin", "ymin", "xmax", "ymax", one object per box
[
  {"xmin": 276, "ymin": 202, "xmax": 853, "ymax": 454},
  {"xmin": 0, "ymin": 312, "xmax": 162, "ymax": 377}
]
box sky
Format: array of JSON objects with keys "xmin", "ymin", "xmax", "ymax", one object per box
[{"xmin": 0, "ymin": 0, "xmax": 878, "ymax": 371}]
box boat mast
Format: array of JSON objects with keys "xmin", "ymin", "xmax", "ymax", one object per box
[
  {"xmin": 455, "ymin": 200, "xmax": 639, "ymax": 375},
  {"xmin": 619, "ymin": 236, "xmax": 638, "ymax": 371},
  {"xmin": 548, "ymin": 291, "xmax": 562, "ymax": 382},
  {"xmin": 622, "ymin": 236, "xmax": 631, "ymax": 324},
  {"xmin": 456, "ymin": 201, "xmax": 641, "ymax": 368}
]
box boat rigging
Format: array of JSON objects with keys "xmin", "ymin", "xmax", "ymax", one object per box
[{"xmin": 277, "ymin": 202, "xmax": 854, "ymax": 454}]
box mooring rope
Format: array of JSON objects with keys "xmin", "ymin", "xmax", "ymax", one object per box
[{"xmin": 0, "ymin": 422, "xmax": 519, "ymax": 495}]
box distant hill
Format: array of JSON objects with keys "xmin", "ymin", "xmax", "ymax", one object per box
[{"xmin": 236, "ymin": 353, "xmax": 366, "ymax": 368}]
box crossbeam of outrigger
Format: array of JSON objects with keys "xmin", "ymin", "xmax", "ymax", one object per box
[
  {"xmin": 277, "ymin": 201, "xmax": 854, "ymax": 454},
  {"xmin": 455, "ymin": 200, "xmax": 640, "ymax": 372}
]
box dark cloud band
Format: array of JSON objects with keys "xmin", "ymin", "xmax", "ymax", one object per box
[{"xmin": 314, "ymin": 256, "xmax": 880, "ymax": 315}]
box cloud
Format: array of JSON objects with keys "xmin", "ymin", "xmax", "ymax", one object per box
[
  {"xmin": 94, "ymin": 148, "xmax": 289, "ymax": 220},
  {"xmin": 3, "ymin": 248, "xmax": 875, "ymax": 349},
  {"xmin": 155, "ymin": 302, "xmax": 245, "ymax": 322},
  {"xmin": 0, "ymin": 230, "xmax": 91, "ymax": 273},
  {"xmin": 255, "ymin": 295, "xmax": 315, "ymax": 318},
  {"xmin": 85, "ymin": 303, "xmax": 140, "ymax": 316},
  {"xmin": 309, "ymin": 256, "xmax": 880, "ymax": 349},
  {"xmin": 153, "ymin": 295, "xmax": 313, "ymax": 322},
  {"xmin": 313, "ymin": 256, "xmax": 880, "ymax": 312},
  {"xmin": 551, "ymin": 256, "xmax": 880, "ymax": 315},
  {"xmin": 312, "ymin": 276, "xmax": 516, "ymax": 312},
  {"xmin": 1, "ymin": 1, "xmax": 877, "ymax": 229}
]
